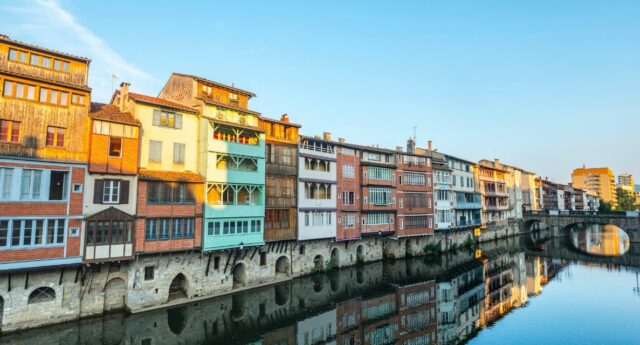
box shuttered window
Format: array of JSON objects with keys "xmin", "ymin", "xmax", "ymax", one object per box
[
  {"xmin": 152, "ymin": 109, "xmax": 182, "ymax": 129},
  {"xmin": 93, "ymin": 179, "xmax": 129, "ymax": 205},
  {"xmin": 149, "ymin": 140, "xmax": 162, "ymax": 162},
  {"xmin": 173, "ymin": 143, "xmax": 185, "ymax": 164}
]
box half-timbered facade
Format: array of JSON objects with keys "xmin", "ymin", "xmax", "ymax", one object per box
[
  {"xmin": 260, "ymin": 114, "xmax": 300, "ymax": 242},
  {"xmin": 159, "ymin": 73, "xmax": 265, "ymax": 251},
  {"xmin": 0, "ymin": 35, "xmax": 90, "ymax": 271}
]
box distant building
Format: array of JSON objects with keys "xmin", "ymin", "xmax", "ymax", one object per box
[
  {"xmin": 476, "ymin": 160, "xmax": 510, "ymax": 224},
  {"xmin": 445, "ymin": 154, "xmax": 482, "ymax": 228},
  {"xmin": 571, "ymin": 166, "xmax": 617, "ymax": 207},
  {"xmin": 617, "ymin": 173, "xmax": 635, "ymax": 193}
]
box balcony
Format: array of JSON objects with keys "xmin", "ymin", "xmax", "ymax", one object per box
[
  {"xmin": 485, "ymin": 204, "xmax": 510, "ymax": 211},
  {"xmin": 455, "ymin": 200, "xmax": 482, "ymax": 210},
  {"xmin": 207, "ymin": 166, "xmax": 265, "ymax": 185},
  {"xmin": 266, "ymin": 196, "xmax": 296, "ymax": 208},
  {"xmin": 266, "ymin": 162, "xmax": 296, "ymax": 176},
  {"xmin": 209, "ymin": 139, "xmax": 265, "ymax": 159},
  {"xmin": 454, "ymin": 218, "xmax": 482, "ymax": 228},
  {"xmin": 205, "ymin": 204, "xmax": 264, "ymax": 219},
  {"xmin": 299, "ymin": 142, "xmax": 335, "ymax": 160}
]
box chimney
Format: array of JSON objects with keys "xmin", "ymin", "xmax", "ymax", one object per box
[
  {"xmin": 323, "ymin": 132, "xmax": 331, "ymax": 141},
  {"xmin": 338, "ymin": 138, "xmax": 345, "ymax": 144},
  {"xmin": 427, "ymin": 140, "xmax": 433, "ymax": 151},
  {"xmin": 494, "ymin": 158, "xmax": 500, "ymax": 167},
  {"xmin": 582, "ymin": 164, "xmax": 586, "ymax": 169},
  {"xmin": 407, "ymin": 138, "xmax": 415, "ymax": 154},
  {"xmin": 396, "ymin": 146, "xmax": 403, "ymax": 152},
  {"xmin": 0, "ymin": 34, "xmax": 8, "ymax": 40},
  {"xmin": 280, "ymin": 114, "xmax": 289, "ymax": 123},
  {"xmin": 119, "ymin": 82, "xmax": 130, "ymax": 112}
]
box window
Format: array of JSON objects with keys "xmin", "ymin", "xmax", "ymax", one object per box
[
  {"xmin": 304, "ymin": 183, "xmax": 332, "ymax": 200},
  {"xmin": 364, "ymin": 213, "xmax": 390, "ymax": 225},
  {"xmin": 404, "ymin": 216, "xmax": 428, "ymax": 229},
  {"xmin": 149, "ymin": 140, "xmax": 162, "ymax": 162},
  {"xmin": 368, "ymin": 188, "xmax": 392, "ymax": 205},
  {"xmin": 434, "ymin": 171, "xmax": 451, "ymax": 184},
  {"xmin": 46, "ymin": 126, "xmax": 65, "ymax": 147},
  {"xmin": 202, "ymin": 85, "xmax": 212, "ymax": 95},
  {"xmin": 8, "ymin": 49, "xmax": 27, "ymax": 63},
  {"xmin": 260, "ymin": 252, "xmax": 267, "ymax": 266},
  {"xmin": 152, "ymin": 109, "xmax": 182, "ymax": 129},
  {"xmin": 0, "ymin": 120, "xmax": 20, "ymax": 143},
  {"xmin": 404, "ymin": 192, "xmax": 428, "ymax": 208},
  {"xmin": 341, "ymin": 147, "xmax": 355, "ymax": 156},
  {"xmin": 304, "ymin": 157, "xmax": 331, "ymax": 172},
  {"xmin": 343, "ymin": 214, "xmax": 356, "ymax": 228},
  {"xmin": 0, "ymin": 168, "xmax": 13, "ymax": 199},
  {"xmin": 28, "ymin": 287, "xmax": 56, "ymax": 304},
  {"xmin": 368, "ymin": 167, "xmax": 392, "ymax": 180},
  {"xmin": 404, "ymin": 172, "xmax": 426, "ymax": 186},
  {"xmin": 368, "ymin": 152, "xmax": 381, "ymax": 161},
  {"xmin": 48, "ymin": 171, "xmax": 68, "ymax": 201},
  {"xmin": 86, "ymin": 220, "xmax": 133, "ymax": 246},
  {"xmin": 103, "ymin": 180, "xmax": 120, "ymax": 203},
  {"xmin": 304, "ymin": 211, "xmax": 332, "ymax": 226},
  {"xmin": 265, "ymin": 209, "xmax": 290, "ymax": 229},
  {"xmin": 342, "ymin": 191, "xmax": 355, "ymax": 205},
  {"xmin": 436, "ymin": 210, "xmax": 452, "ymax": 223},
  {"xmin": 38, "ymin": 88, "xmax": 68, "ymax": 106},
  {"xmin": 229, "ymin": 93, "xmax": 239, "ymax": 102},
  {"xmin": 145, "ymin": 218, "xmax": 195, "ymax": 240},
  {"xmin": 147, "ymin": 182, "xmax": 194, "ymax": 204},
  {"xmin": 342, "ymin": 164, "xmax": 355, "ymax": 178},
  {"xmin": 20, "ymin": 169, "xmax": 42, "ymax": 200},
  {"xmin": 144, "ymin": 266, "xmax": 154, "ymax": 280},
  {"xmin": 173, "ymin": 143, "xmax": 185, "ymax": 164},
  {"xmin": 2, "ymin": 80, "xmax": 36, "ymax": 100},
  {"xmin": 71, "ymin": 93, "xmax": 85, "ymax": 105},
  {"xmin": 2, "ymin": 218, "xmax": 65, "ymax": 248},
  {"xmin": 299, "ymin": 245, "xmax": 305, "ymax": 254},
  {"xmin": 106, "ymin": 137, "xmax": 122, "ymax": 157},
  {"xmin": 436, "ymin": 190, "xmax": 451, "ymax": 201}
]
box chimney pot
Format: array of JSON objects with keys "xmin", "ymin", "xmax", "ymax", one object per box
[
  {"xmin": 323, "ymin": 132, "xmax": 331, "ymax": 141},
  {"xmin": 427, "ymin": 140, "xmax": 433, "ymax": 151},
  {"xmin": 407, "ymin": 138, "xmax": 415, "ymax": 154},
  {"xmin": 396, "ymin": 146, "xmax": 403, "ymax": 152},
  {"xmin": 280, "ymin": 114, "xmax": 289, "ymax": 122}
]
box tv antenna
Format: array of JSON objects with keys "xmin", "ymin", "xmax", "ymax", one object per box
[{"xmin": 412, "ymin": 125, "xmax": 418, "ymax": 141}]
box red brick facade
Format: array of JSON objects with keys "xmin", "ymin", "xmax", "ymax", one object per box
[
  {"xmin": 396, "ymin": 152, "xmax": 434, "ymax": 237},
  {"xmin": 336, "ymin": 145, "xmax": 362, "ymax": 241}
]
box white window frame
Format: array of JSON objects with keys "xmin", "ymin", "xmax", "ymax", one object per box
[{"xmin": 103, "ymin": 180, "xmax": 120, "ymax": 204}]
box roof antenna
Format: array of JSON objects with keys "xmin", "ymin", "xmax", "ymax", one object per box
[
  {"xmin": 111, "ymin": 74, "xmax": 119, "ymax": 96},
  {"xmin": 412, "ymin": 125, "xmax": 418, "ymax": 142}
]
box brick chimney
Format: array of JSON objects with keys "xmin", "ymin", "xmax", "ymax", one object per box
[
  {"xmin": 280, "ymin": 114, "xmax": 289, "ymax": 123},
  {"xmin": 427, "ymin": 140, "xmax": 433, "ymax": 151},
  {"xmin": 119, "ymin": 82, "xmax": 130, "ymax": 112},
  {"xmin": 323, "ymin": 132, "xmax": 331, "ymax": 141},
  {"xmin": 407, "ymin": 138, "xmax": 415, "ymax": 154}
]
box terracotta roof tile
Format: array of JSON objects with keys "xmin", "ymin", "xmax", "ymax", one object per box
[
  {"xmin": 125, "ymin": 91, "xmax": 199, "ymax": 113},
  {"xmin": 173, "ymin": 72, "xmax": 256, "ymax": 97},
  {"xmin": 139, "ymin": 169, "xmax": 205, "ymax": 183},
  {"xmin": 90, "ymin": 103, "xmax": 140, "ymax": 126}
]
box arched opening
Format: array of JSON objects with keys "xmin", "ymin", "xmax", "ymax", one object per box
[
  {"xmin": 405, "ymin": 238, "xmax": 413, "ymax": 257},
  {"xmin": 314, "ymin": 255, "xmax": 324, "ymax": 271},
  {"xmin": 231, "ymin": 294, "xmax": 246, "ymax": 320},
  {"xmin": 275, "ymin": 256, "xmax": 290, "ymax": 277},
  {"xmin": 168, "ymin": 274, "xmax": 188, "ymax": 301},
  {"xmin": 356, "ymin": 245, "xmax": 365, "ymax": 264},
  {"xmin": 103, "ymin": 277, "xmax": 126, "ymax": 311},
  {"xmin": 312, "ymin": 275, "xmax": 324, "ymax": 293},
  {"xmin": 356, "ymin": 267, "xmax": 365, "ymax": 284},
  {"xmin": 330, "ymin": 248, "xmax": 340, "ymax": 269},
  {"xmin": 274, "ymin": 283, "xmax": 290, "ymax": 306},
  {"xmin": 28, "ymin": 287, "xmax": 56, "ymax": 304},
  {"xmin": 232, "ymin": 263, "xmax": 247, "ymax": 289},
  {"xmin": 167, "ymin": 306, "xmax": 187, "ymax": 335}
]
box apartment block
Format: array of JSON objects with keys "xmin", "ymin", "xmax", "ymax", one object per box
[
  {"xmin": 571, "ymin": 166, "xmax": 616, "ymax": 207},
  {"xmin": 0, "ymin": 35, "xmax": 91, "ymax": 271},
  {"xmin": 360, "ymin": 146, "xmax": 397, "ymax": 237},
  {"xmin": 445, "ymin": 154, "xmax": 481, "ymax": 229},
  {"xmin": 335, "ymin": 138, "xmax": 362, "ymax": 242},
  {"xmin": 477, "ymin": 160, "xmax": 510, "ymax": 223},
  {"xmin": 432, "ymin": 152, "xmax": 454, "ymax": 230},
  {"xmin": 396, "ymin": 139, "xmax": 434, "ymax": 237}
]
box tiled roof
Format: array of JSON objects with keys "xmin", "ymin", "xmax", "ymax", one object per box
[
  {"xmin": 125, "ymin": 91, "xmax": 199, "ymax": 113},
  {"xmin": 174, "ymin": 72, "xmax": 256, "ymax": 97},
  {"xmin": 139, "ymin": 169, "xmax": 205, "ymax": 183},
  {"xmin": 199, "ymin": 97, "xmax": 261, "ymax": 116},
  {"xmin": 261, "ymin": 116, "xmax": 302, "ymax": 128},
  {"xmin": 0, "ymin": 34, "xmax": 91, "ymax": 62},
  {"xmin": 89, "ymin": 103, "xmax": 140, "ymax": 126}
]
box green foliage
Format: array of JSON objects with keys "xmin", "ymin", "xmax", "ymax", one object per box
[
  {"xmin": 599, "ymin": 201, "xmax": 613, "ymax": 213},
  {"xmin": 325, "ymin": 258, "xmax": 337, "ymax": 271},
  {"xmin": 615, "ymin": 187, "xmax": 638, "ymax": 211},
  {"xmin": 422, "ymin": 241, "xmax": 441, "ymax": 255}
]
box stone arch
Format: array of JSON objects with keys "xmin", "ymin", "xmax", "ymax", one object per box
[
  {"xmin": 314, "ymin": 255, "xmax": 325, "ymax": 271},
  {"xmin": 28, "ymin": 286, "xmax": 56, "ymax": 304},
  {"xmin": 356, "ymin": 245, "xmax": 365, "ymax": 264},
  {"xmin": 103, "ymin": 277, "xmax": 126, "ymax": 311},
  {"xmin": 275, "ymin": 256, "xmax": 290, "ymax": 277},
  {"xmin": 232, "ymin": 263, "xmax": 248, "ymax": 289},
  {"xmin": 330, "ymin": 248, "xmax": 340, "ymax": 269},
  {"xmin": 167, "ymin": 306, "xmax": 188, "ymax": 335},
  {"xmin": 274, "ymin": 283, "xmax": 290, "ymax": 306},
  {"xmin": 168, "ymin": 273, "xmax": 188, "ymax": 301}
]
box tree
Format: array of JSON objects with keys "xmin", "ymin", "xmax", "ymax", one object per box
[
  {"xmin": 614, "ymin": 187, "xmax": 638, "ymax": 211},
  {"xmin": 599, "ymin": 201, "xmax": 613, "ymax": 213}
]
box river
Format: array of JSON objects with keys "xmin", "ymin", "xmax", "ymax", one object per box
[{"xmin": 1, "ymin": 225, "xmax": 639, "ymax": 345}]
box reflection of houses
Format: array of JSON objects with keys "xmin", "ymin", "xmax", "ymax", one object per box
[
  {"xmin": 297, "ymin": 309, "xmax": 337, "ymax": 345},
  {"xmin": 480, "ymin": 252, "xmax": 514, "ymax": 325}
]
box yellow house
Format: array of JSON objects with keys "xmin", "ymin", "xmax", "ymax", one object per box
[{"xmin": 571, "ymin": 166, "xmax": 616, "ymax": 207}]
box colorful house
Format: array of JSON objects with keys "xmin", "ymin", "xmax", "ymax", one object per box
[
  {"xmin": 477, "ymin": 160, "xmax": 510, "ymax": 224},
  {"xmin": 445, "ymin": 154, "xmax": 482, "ymax": 228},
  {"xmin": 159, "ymin": 73, "xmax": 265, "ymax": 251},
  {"xmin": 83, "ymin": 103, "xmax": 140, "ymax": 263},
  {"xmin": 396, "ymin": 138, "xmax": 434, "ymax": 237},
  {"xmin": 360, "ymin": 146, "xmax": 398, "ymax": 237},
  {"xmin": 432, "ymin": 151, "xmax": 454, "ymax": 230},
  {"xmin": 0, "ymin": 35, "xmax": 91, "ymax": 271}
]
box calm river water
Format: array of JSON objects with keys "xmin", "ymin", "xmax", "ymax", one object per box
[{"xmin": 1, "ymin": 225, "xmax": 639, "ymax": 345}]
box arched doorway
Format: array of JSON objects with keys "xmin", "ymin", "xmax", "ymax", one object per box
[
  {"xmin": 314, "ymin": 255, "xmax": 324, "ymax": 271},
  {"xmin": 330, "ymin": 248, "xmax": 340, "ymax": 269},
  {"xmin": 168, "ymin": 274, "xmax": 188, "ymax": 301},
  {"xmin": 356, "ymin": 245, "xmax": 365, "ymax": 264},
  {"xmin": 275, "ymin": 256, "xmax": 290, "ymax": 277},
  {"xmin": 103, "ymin": 277, "xmax": 126, "ymax": 311},
  {"xmin": 232, "ymin": 263, "xmax": 247, "ymax": 289}
]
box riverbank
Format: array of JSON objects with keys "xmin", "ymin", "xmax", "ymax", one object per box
[{"xmin": 0, "ymin": 221, "xmax": 525, "ymax": 333}]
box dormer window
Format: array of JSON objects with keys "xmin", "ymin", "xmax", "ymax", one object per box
[{"xmin": 229, "ymin": 93, "xmax": 238, "ymax": 102}]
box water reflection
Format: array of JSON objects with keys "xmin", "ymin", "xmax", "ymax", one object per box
[
  {"xmin": 570, "ymin": 223, "xmax": 630, "ymax": 256},
  {"xmin": 1, "ymin": 236, "xmax": 639, "ymax": 345}
]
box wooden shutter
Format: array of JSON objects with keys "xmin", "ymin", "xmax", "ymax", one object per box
[
  {"xmin": 119, "ymin": 180, "xmax": 130, "ymax": 204},
  {"xmin": 153, "ymin": 110, "xmax": 161, "ymax": 126},
  {"xmin": 175, "ymin": 114, "xmax": 182, "ymax": 129},
  {"xmin": 93, "ymin": 179, "xmax": 104, "ymax": 204}
]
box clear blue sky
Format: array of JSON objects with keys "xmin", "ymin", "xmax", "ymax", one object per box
[{"xmin": 2, "ymin": 0, "xmax": 639, "ymax": 183}]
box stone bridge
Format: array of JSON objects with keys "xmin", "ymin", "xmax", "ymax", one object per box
[{"xmin": 523, "ymin": 210, "xmax": 640, "ymax": 243}]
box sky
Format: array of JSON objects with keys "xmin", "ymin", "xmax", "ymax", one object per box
[{"xmin": 1, "ymin": 0, "xmax": 638, "ymax": 183}]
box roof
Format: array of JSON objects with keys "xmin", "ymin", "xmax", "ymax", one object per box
[
  {"xmin": 138, "ymin": 169, "xmax": 205, "ymax": 183},
  {"xmin": 0, "ymin": 34, "xmax": 91, "ymax": 62},
  {"xmin": 89, "ymin": 103, "xmax": 140, "ymax": 126},
  {"xmin": 444, "ymin": 153, "xmax": 477, "ymax": 166},
  {"xmin": 123, "ymin": 91, "xmax": 199, "ymax": 114},
  {"xmin": 261, "ymin": 116, "xmax": 302, "ymax": 128},
  {"xmin": 199, "ymin": 97, "xmax": 261, "ymax": 116},
  {"xmin": 173, "ymin": 72, "xmax": 256, "ymax": 97},
  {"xmin": 300, "ymin": 135, "xmax": 397, "ymax": 154}
]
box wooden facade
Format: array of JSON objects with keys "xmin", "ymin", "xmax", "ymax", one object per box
[{"xmin": 261, "ymin": 115, "xmax": 300, "ymax": 242}]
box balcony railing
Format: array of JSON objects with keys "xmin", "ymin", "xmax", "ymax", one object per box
[{"xmin": 300, "ymin": 142, "xmax": 334, "ymax": 154}]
